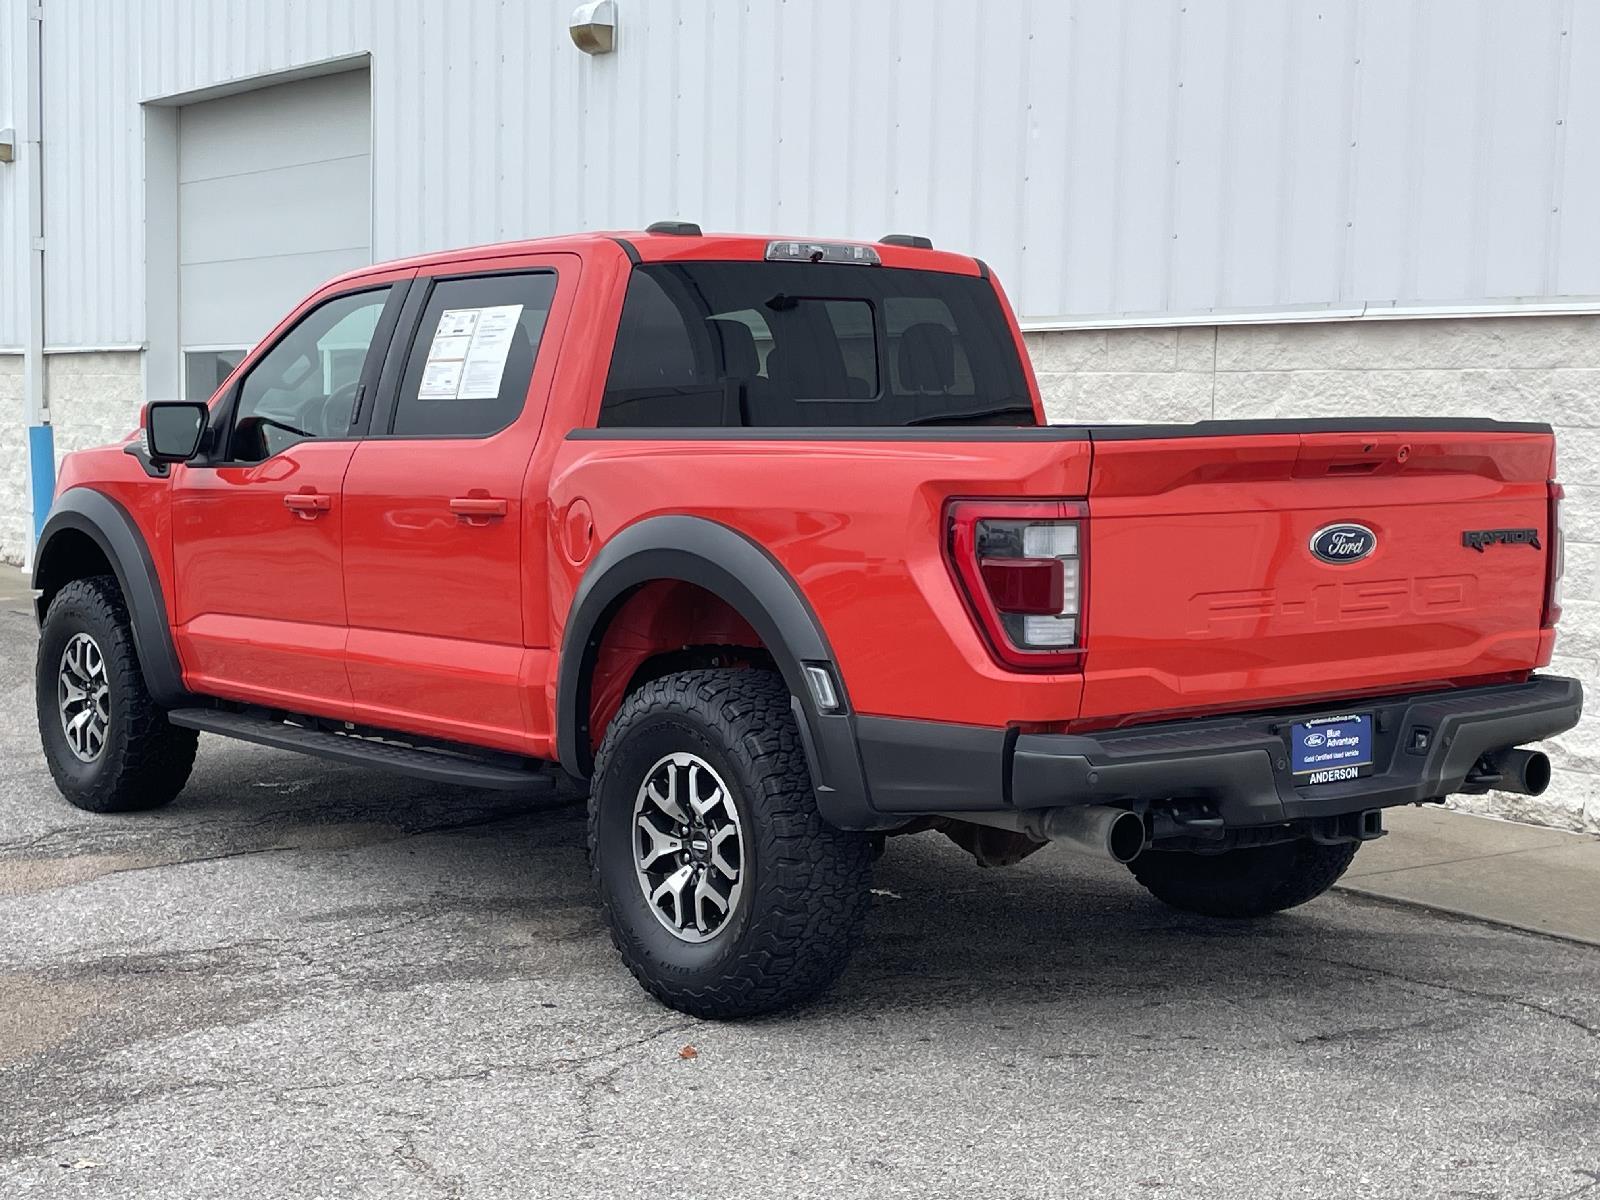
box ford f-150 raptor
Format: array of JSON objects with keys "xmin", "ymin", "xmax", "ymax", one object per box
[{"xmin": 32, "ymin": 224, "xmax": 1581, "ymax": 1017}]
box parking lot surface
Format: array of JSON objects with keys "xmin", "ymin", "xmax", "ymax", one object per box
[{"xmin": 2, "ymin": 597, "xmax": 1598, "ymax": 1199}]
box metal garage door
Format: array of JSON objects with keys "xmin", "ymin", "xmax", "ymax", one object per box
[{"xmin": 179, "ymin": 69, "xmax": 371, "ymax": 401}]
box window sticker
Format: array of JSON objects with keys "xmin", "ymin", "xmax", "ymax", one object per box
[
  {"xmin": 419, "ymin": 360, "xmax": 464, "ymax": 399},
  {"xmin": 418, "ymin": 305, "xmax": 524, "ymax": 400}
]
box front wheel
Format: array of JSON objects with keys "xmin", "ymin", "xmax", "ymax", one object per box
[
  {"xmin": 588, "ymin": 669, "xmax": 874, "ymax": 1019},
  {"xmin": 36, "ymin": 576, "xmax": 198, "ymax": 813},
  {"xmin": 1127, "ymin": 838, "xmax": 1360, "ymax": 918}
]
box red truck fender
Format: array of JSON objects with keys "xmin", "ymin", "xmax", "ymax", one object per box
[
  {"xmin": 33, "ymin": 487, "xmax": 191, "ymax": 710},
  {"xmin": 555, "ymin": 514, "xmax": 889, "ymax": 829}
]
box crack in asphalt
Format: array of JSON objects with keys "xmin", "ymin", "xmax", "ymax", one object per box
[
  {"xmin": 1283, "ymin": 951, "xmax": 1600, "ymax": 1039},
  {"xmin": 5, "ymin": 1020, "xmax": 697, "ymax": 1175},
  {"xmin": 1556, "ymin": 1168, "xmax": 1600, "ymax": 1199},
  {"xmin": 0, "ymin": 800, "xmax": 588, "ymax": 901},
  {"xmin": 553, "ymin": 1019, "xmax": 701, "ymax": 1073},
  {"xmin": 276, "ymin": 1064, "xmax": 532, "ymax": 1096},
  {"xmin": 96, "ymin": 845, "xmax": 297, "ymax": 878},
  {"xmin": 0, "ymin": 785, "xmax": 582, "ymax": 860},
  {"xmin": 393, "ymin": 1134, "xmax": 468, "ymax": 1200},
  {"xmin": 0, "ymin": 826, "xmax": 96, "ymax": 855},
  {"xmin": 1293, "ymin": 1012, "xmax": 1467, "ymax": 1046},
  {"xmin": 557, "ymin": 1019, "xmax": 701, "ymax": 1144}
]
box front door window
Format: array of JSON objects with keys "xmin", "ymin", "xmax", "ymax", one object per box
[{"xmin": 226, "ymin": 288, "xmax": 392, "ymax": 463}]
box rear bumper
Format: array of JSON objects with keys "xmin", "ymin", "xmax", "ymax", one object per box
[{"xmin": 853, "ymin": 675, "xmax": 1582, "ymax": 828}]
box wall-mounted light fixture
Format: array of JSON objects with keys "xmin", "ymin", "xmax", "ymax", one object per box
[
  {"xmin": 570, "ymin": 1, "xmax": 616, "ymax": 55},
  {"xmin": 0, "ymin": 129, "xmax": 14, "ymax": 164}
]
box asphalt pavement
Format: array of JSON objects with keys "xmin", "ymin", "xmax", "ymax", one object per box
[{"xmin": 2, "ymin": 578, "xmax": 1598, "ymax": 1199}]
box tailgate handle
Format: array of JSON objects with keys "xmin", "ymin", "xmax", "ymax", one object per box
[{"xmin": 1294, "ymin": 437, "xmax": 1412, "ymax": 477}]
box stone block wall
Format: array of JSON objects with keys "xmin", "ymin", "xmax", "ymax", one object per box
[
  {"xmin": 0, "ymin": 350, "xmax": 143, "ymax": 567},
  {"xmin": 44, "ymin": 351, "xmax": 145, "ymax": 462},
  {"xmin": 1027, "ymin": 316, "xmax": 1600, "ymax": 832}
]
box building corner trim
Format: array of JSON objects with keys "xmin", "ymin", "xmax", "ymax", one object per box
[{"xmin": 21, "ymin": 0, "xmax": 50, "ymax": 570}]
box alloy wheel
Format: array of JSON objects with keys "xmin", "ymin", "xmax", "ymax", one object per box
[
  {"xmin": 632, "ymin": 751, "xmax": 746, "ymax": 942},
  {"xmin": 58, "ymin": 632, "xmax": 110, "ymax": 764}
]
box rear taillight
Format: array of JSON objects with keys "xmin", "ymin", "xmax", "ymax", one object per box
[
  {"xmin": 946, "ymin": 500, "xmax": 1086, "ymax": 671},
  {"xmin": 1544, "ymin": 480, "xmax": 1564, "ymax": 630}
]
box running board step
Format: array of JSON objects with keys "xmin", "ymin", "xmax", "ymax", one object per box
[{"xmin": 166, "ymin": 708, "xmax": 555, "ymax": 793}]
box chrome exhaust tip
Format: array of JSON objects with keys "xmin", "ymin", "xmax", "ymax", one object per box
[{"xmin": 1029, "ymin": 805, "xmax": 1147, "ymax": 864}]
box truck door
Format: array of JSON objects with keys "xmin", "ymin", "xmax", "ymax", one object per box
[
  {"xmin": 339, "ymin": 254, "xmax": 577, "ymax": 753},
  {"xmin": 169, "ymin": 280, "xmax": 410, "ymax": 718}
]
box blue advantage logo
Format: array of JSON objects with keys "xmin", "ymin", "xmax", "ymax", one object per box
[{"xmin": 1309, "ymin": 522, "xmax": 1376, "ymax": 564}]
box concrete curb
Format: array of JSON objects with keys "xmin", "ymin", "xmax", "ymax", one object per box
[
  {"xmin": 1335, "ymin": 805, "xmax": 1600, "ymax": 948},
  {"xmin": 1337, "ymin": 884, "xmax": 1600, "ymax": 950}
]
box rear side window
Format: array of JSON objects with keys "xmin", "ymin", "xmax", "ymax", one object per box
[
  {"xmin": 390, "ymin": 271, "xmax": 557, "ymax": 438},
  {"xmin": 598, "ymin": 262, "xmax": 1033, "ymax": 428}
]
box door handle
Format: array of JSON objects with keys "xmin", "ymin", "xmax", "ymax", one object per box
[
  {"xmin": 450, "ymin": 496, "xmax": 509, "ymax": 521},
  {"xmin": 284, "ymin": 491, "xmax": 332, "ymax": 518}
]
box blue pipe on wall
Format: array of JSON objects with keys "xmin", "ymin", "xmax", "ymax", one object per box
[{"xmin": 28, "ymin": 424, "xmax": 54, "ymax": 542}]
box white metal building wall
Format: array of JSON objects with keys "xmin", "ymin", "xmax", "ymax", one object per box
[
  {"xmin": 16, "ymin": 0, "xmax": 1600, "ymax": 353},
  {"xmin": 34, "ymin": 0, "xmax": 373, "ymax": 351},
  {"xmin": 0, "ymin": 1, "xmax": 27, "ymax": 349}
]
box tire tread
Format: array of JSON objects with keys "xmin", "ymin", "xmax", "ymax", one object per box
[
  {"xmin": 589, "ymin": 669, "xmax": 872, "ymax": 1018},
  {"xmin": 37, "ymin": 576, "xmax": 197, "ymax": 813}
]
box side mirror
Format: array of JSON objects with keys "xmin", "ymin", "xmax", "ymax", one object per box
[{"xmin": 144, "ymin": 401, "xmax": 209, "ymax": 464}]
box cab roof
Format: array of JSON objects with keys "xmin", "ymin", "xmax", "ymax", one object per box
[{"xmin": 328, "ymin": 230, "xmax": 987, "ymax": 288}]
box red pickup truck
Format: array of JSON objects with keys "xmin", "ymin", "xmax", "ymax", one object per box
[{"xmin": 32, "ymin": 226, "xmax": 1580, "ymax": 1018}]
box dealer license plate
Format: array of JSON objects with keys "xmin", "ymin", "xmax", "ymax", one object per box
[{"xmin": 1290, "ymin": 713, "xmax": 1373, "ymax": 785}]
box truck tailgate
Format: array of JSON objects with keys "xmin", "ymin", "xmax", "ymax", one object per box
[{"xmin": 1080, "ymin": 426, "xmax": 1556, "ymax": 724}]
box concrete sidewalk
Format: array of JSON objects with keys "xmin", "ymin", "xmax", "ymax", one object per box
[
  {"xmin": 3, "ymin": 565, "xmax": 1596, "ymax": 947},
  {"xmin": 1338, "ymin": 804, "xmax": 1600, "ymax": 947}
]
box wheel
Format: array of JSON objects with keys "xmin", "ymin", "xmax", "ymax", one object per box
[
  {"xmin": 1127, "ymin": 838, "xmax": 1360, "ymax": 918},
  {"xmin": 588, "ymin": 668, "xmax": 874, "ymax": 1018},
  {"xmin": 35, "ymin": 576, "xmax": 199, "ymax": 813}
]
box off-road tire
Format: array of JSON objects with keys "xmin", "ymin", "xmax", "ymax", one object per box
[
  {"xmin": 589, "ymin": 669, "xmax": 874, "ymax": 1018},
  {"xmin": 1127, "ymin": 838, "xmax": 1360, "ymax": 918},
  {"xmin": 36, "ymin": 576, "xmax": 198, "ymax": 813}
]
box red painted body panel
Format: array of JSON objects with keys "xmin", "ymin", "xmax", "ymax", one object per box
[
  {"xmin": 340, "ymin": 252, "xmax": 581, "ymax": 751},
  {"xmin": 1080, "ymin": 433, "xmax": 1555, "ymax": 725},
  {"xmin": 343, "ymin": 630, "xmax": 549, "ymax": 755},
  {"xmin": 170, "ymin": 441, "xmax": 358, "ymax": 715},
  {"xmin": 547, "ymin": 435, "xmax": 1096, "ymax": 726},
  {"xmin": 43, "ymin": 230, "xmax": 1561, "ymax": 770},
  {"xmin": 54, "ymin": 443, "xmax": 180, "ymax": 606},
  {"xmin": 159, "ymin": 264, "xmax": 420, "ymax": 722}
]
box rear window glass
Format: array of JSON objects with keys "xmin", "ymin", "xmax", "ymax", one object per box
[
  {"xmin": 391, "ymin": 271, "xmax": 556, "ymax": 438},
  {"xmin": 598, "ymin": 262, "xmax": 1034, "ymax": 428}
]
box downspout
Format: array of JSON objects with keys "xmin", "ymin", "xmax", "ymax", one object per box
[{"xmin": 21, "ymin": 0, "xmax": 50, "ymax": 574}]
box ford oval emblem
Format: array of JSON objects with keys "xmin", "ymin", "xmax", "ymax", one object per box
[{"xmin": 1309, "ymin": 522, "xmax": 1377, "ymax": 564}]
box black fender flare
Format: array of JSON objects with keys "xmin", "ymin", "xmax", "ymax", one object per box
[
  {"xmin": 32, "ymin": 488, "xmax": 190, "ymax": 709},
  {"xmin": 556, "ymin": 515, "xmax": 884, "ymax": 829}
]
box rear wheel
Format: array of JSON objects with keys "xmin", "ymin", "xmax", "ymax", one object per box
[
  {"xmin": 1127, "ymin": 838, "xmax": 1360, "ymax": 918},
  {"xmin": 36, "ymin": 576, "xmax": 198, "ymax": 813},
  {"xmin": 589, "ymin": 669, "xmax": 874, "ymax": 1018}
]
